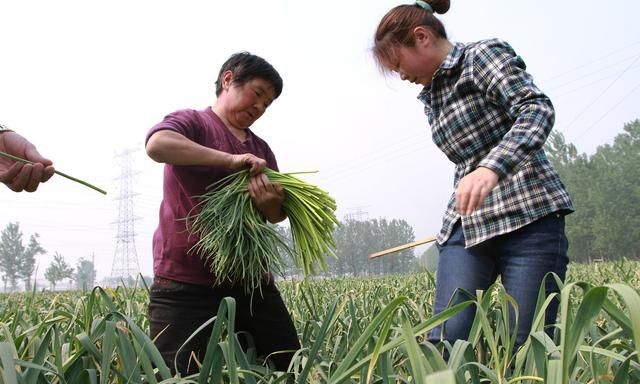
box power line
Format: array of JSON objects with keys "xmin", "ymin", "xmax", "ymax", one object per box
[
  {"xmin": 545, "ymin": 57, "xmax": 640, "ymax": 92},
  {"xmin": 562, "ymin": 52, "xmax": 640, "ymax": 134},
  {"xmin": 541, "ymin": 41, "xmax": 640, "ymax": 82},
  {"xmin": 552, "ymin": 64, "xmax": 640, "ymax": 99},
  {"xmin": 314, "ymin": 131, "xmax": 428, "ymax": 175},
  {"xmin": 574, "ymin": 81, "xmax": 640, "ymax": 144},
  {"xmin": 319, "ymin": 136, "xmax": 431, "ymax": 182}
]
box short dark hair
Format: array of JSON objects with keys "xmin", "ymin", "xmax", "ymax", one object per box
[{"xmin": 215, "ymin": 52, "xmax": 283, "ymax": 98}]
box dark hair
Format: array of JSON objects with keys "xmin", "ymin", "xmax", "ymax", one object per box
[
  {"xmin": 215, "ymin": 52, "xmax": 283, "ymax": 98},
  {"xmin": 373, "ymin": 0, "xmax": 450, "ymax": 71}
]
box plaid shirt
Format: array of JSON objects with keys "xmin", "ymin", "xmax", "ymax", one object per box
[{"xmin": 418, "ymin": 39, "xmax": 573, "ymax": 247}]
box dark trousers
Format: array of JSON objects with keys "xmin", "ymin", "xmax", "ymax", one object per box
[
  {"xmin": 148, "ymin": 278, "xmax": 300, "ymax": 375},
  {"xmin": 428, "ymin": 212, "xmax": 569, "ymax": 347}
]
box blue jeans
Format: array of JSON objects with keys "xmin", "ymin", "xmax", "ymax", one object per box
[{"xmin": 428, "ymin": 212, "xmax": 569, "ymax": 347}]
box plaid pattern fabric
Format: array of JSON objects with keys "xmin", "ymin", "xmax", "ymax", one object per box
[{"xmin": 418, "ymin": 39, "xmax": 573, "ymax": 247}]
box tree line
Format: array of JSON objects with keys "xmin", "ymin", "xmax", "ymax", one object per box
[
  {"xmin": 0, "ymin": 222, "xmax": 96, "ymax": 292},
  {"xmin": 545, "ymin": 119, "xmax": 640, "ymax": 262},
  {"xmin": 279, "ymin": 217, "xmax": 420, "ymax": 279}
]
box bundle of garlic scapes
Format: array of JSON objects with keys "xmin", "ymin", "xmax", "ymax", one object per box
[{"xmin": 188, "ymin": 169, "xmax": 338, "ymax": 291}]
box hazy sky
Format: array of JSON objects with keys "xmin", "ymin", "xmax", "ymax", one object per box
[{"xmin": 1, "ymin": 0, "xmax": 639, "ymax": 282}]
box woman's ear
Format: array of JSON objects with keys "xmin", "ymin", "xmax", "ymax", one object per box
[
  {"xmin": 412, "ymin": 26, "xmax": 430, "ymax": 47},
  {"xmin": 221, "ymin": 70, "xmax": 234, "ymax": 90}
]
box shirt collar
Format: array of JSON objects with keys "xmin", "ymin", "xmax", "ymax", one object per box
[
  {"xmin": 440, "ymin": 42, "xmax": 465, "ymax": 71},
  {"xmin": 206, "ymin": 106, "xmax": 254, "ymax": 142},
  {"xmin": 417, "ymin": 42, "xmax": 465, "ymax": 104}
]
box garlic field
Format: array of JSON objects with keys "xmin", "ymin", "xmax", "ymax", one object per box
[{"xmin": 1, "ymin": 260, "xmax": 639, "ymax": 383}]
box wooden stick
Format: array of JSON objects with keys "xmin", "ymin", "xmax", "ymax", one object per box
[{"xmin": 369, "ymin": 235, "xmax": 437, "ymax": 259}]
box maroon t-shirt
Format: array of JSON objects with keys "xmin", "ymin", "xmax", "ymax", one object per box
[{"xmin": 145, "ymin": 107, "xmax": 278, "ymax": 286}]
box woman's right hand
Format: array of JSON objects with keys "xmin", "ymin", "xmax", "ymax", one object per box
[{"xmin": 228, "ymin": 153, "xmax": 267, "ymax": 176}]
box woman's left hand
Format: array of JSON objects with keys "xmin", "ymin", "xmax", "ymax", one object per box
[
  {"xmin": 248, "ymin": 173, "xmax": 286, "ymax": 223},
  {"xmin": 455, "ymin": 167, "xmax": 499, "ymax": 216}
]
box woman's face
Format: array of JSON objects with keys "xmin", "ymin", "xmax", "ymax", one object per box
[
  {"xmin": 222, "ymin": 75, "xmax": 276, "ymax": 129},
  {"xmin": 393, "ymin": 45, "xmax": 433, "ymax": 85},
  {"xmin": 389, "ymin": 27, "xmax": 440, "ymax": 86}
]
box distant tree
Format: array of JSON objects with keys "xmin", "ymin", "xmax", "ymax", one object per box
[
  {"xmin": 546, "ymin": 131, "xmax": 596, "ymax": 262},
  {"xmin": 331, "ymin": 218, "xmax": 416, "ymax": 277},
  {"xmin": 332, "ymin": 219, "xmax": 373, "ymax": 277},
  {"xmin": 19, "ymin": 233, "xmax": 46, "ymax": 291},
  {"xmin": 271, "ymin": 218, "xmax": 419, "ymax": 278},
  {"xmin": 589, "ymin": 120, "xmax": 640, "ymax": 259},
  {"xmin": 546, "ymin": 120, "xmax": 640, "ymax": 261},
  {"xmin": 0, "ymin": 222, "xmax": 45, "ymax": 291},
  {"xmin": 419, "ymin": 244, "xmax": 439, "ymax": 272},
  {"xmin": 545, "ymin": 130, "xmax": 580, "ymax": 171},
  {"xmin": 273, "ymin": 224, "xmax": 305, "ymax": 280},
  {"xmin": 0, "ymin": 223, "xmax": 24, "ymax": 291},
  {"xmin": 367, "ymin": 218, "xmax": 416, "ymax": 275},
  {"xmin": 74, "ymin": 256, "xmax": 97, "ymax": 290},
  {"xmin": 44, "ymin": 252, "xmax": 73, "ymax": 290}
]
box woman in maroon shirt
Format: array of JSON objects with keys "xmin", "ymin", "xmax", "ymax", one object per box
[{"xmin": 145, "ymin": 52, "xmax": 299, "ymax": 375}]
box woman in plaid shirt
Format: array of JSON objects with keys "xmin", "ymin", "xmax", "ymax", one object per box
[{"xmin": 372, "ymin": 0, "xmax": 574, "ymax": 347}]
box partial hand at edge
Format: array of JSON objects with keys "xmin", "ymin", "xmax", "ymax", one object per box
[{"xmin": 0, "ymin": 131, "xmax": 55, "ymax": 192}]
